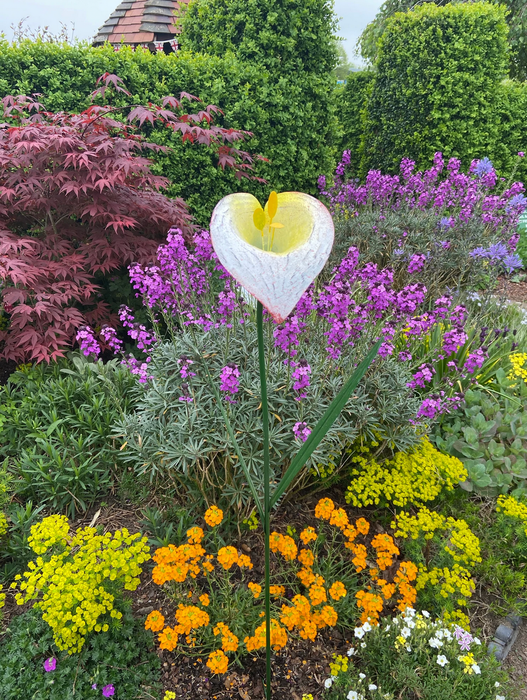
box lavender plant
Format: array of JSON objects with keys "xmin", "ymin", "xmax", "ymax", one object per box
[
  {"xmin": 319, "ymin": 152, "xmax": 526, "ymax": 297},
  {"xmin": 77, "ymin": 229, "xmax": 508, "ymax": 514}
]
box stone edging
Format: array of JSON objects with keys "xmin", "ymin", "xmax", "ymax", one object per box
[{"xmin": 488, "ymin": 613, "xmax": 522, "ymax": 662}]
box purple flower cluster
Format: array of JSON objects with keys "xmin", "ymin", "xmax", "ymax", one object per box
[
  {"xmin": 220, "ymin": 364, "xmax": 240, "ymax": 402},
  {"xmin": 122, "ymin": 355, "xmax": 152, "ymax": 384},
  {"xmin": 100, "ymin": 325, "xmax": 123, "ymax": 354},
  {"xmin": 470, "ymin": 243, "xmax": 523, "ymax": 274},
  {"xmin": 416, "ymin": 392, "xmax": 464, "ymax": 420},
  {"xmin": 118, "ymin": 306, "xmax": 156, "ymax": 350},
  {"xmin": 293, "ymin": 421, "xmax": 311, "ymax": 442},
  {"xmin": 407, "ymin": 253, "xmax": 426, "ymax": 274},
  {"xmin": 291, "ymin": 359, "xmax": 311, "ymax": 400},
  {"xmin": 76, "ymin": 326, "xmax": 101, "ymax": 357}
]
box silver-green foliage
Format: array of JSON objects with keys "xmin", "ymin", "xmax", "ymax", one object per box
[{"xmin": 115, "ymin": 323, "xmax": 421, "ymax": 516}]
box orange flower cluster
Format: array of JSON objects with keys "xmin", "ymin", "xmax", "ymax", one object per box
[
  {"xmin": 299, "ymin": 527, "xmax": 317, "ymax": 545},
  {"xmin": 248, "ymin": 582, "xmax": 262, "ymax": 599},
  {"xmin": 186, "ymin": 527, "xmax": 204, "ymax": 544},
  {"xmin": 152, "ymin": 541, "xmax": 206, "ymax": 585},
  {"xmin": 145, "ymin": 609, "xmax": 165, "ymax": 632},
  {"xmin": 244, "ymin": 618, "xmax": 288, "ymax": 652},
  {"xmin": 206, "ymin": 649, "xmax": 229, "ymax": 674},
  {"xmin": 199, "ymin": 593, "xmax": 210, "ymax": 607},
  {"xmin": 214, "ymin": 622, "xmax": 239, "ymax": 652},
  {"xmin": 329, "ymin": 581, "xmax": 347, "ymax": 601},
  {"xmin": 269, "ymin": 585, "xmax": 285, "ymax": 598},
  {"xmin": 393, "ymin": 561, "xmax": 418, "ymax": 611},
  {"xmin": 175, "ymin": 604, "xmax": 210, "ymax": 637},
  {"xmin": 269, "ymin": 532, "xmax": 298, "ymax": 561},
  {"xmin": 355, "ymin": 590, "xmax": 384, "ymax": 624},
  {"xmin": 217, "ymin": 546, "xmax": 238, "ymax": 570},
  {"xmin": 280, "ymin": 594, "xmax": 337, "ymax": 641},
  {"xmin": 371, "ymin": 533, "xmax": 399, "ymax": 571},
  {"xmin": 204, "ymin": 505, "xmax": 223, "ymax": 527}
]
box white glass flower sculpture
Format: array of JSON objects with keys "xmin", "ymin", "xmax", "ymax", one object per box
[{"xmin": 210, "ymin": 191, "xmax": 334, "ymax": 322}]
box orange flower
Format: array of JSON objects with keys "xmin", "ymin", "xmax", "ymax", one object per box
[
  {"xmin": 244, "ymin": 619, "xmax": 288, "ymax": 652},
  {"xmin": 328, "ymin": 581, "xmax": 347, "ymax": 601},
  {"xmin": 269, "ymin": 532, "xmax": 283, "ymax": 553},
  {"xmin": 314, "ymin": 498, "xmax": 335, "ymax": 520},
  {"xmin": 299, "ymin": 526, "xmax": 317, "ymax": 545},
  {"xmin": 202, "ymin": 556, "xmax": 214, "ymax": 574},
  {"xmin": 186, "ymin": 526, "xmax": 204, "ymax": 543},
  {"xmin": 175, "ymin": 604, "xmax": 210, "ymax": 634},
  {"xmin": 297, "ymin": 568, "xmax": 316, "ymax": 587},
  {"xmin": 214, "ymin": 622, "xmax": 239, "ymax": 653},
  {"xmin": 329, "ymin": 507, "xmax": 349, "ymax": 530},
  {"xmin": 158, "ymin": 626, "xmax": 179, "ymax": 651},
  {"xmin": 319, "ymin": 604, "xmax": 338, "ymax": 627},
  {"xmin": 355, "ymin": 590, "xmax": 383, "ymax": 624},
  {"xmin": 297, "ymin": 548, "xmax": 315, "ymax": 568},
  {"xmin": 204, "ymin": 505, "xmax": 224, "ymax": 528},
  {"xmin": 206, "ymin": 649, "xmax": 229, "ymax": 674},
  {"xmin": 299, "ymin": 620, "xmax": 317, "ymax": 641},
  {"xmin": 350, "ymin": 543, "xmax": 368, "ymax": 572},
  {"xmin": 217, "ymin": 546, "xmax": 238, "ymax": 570},
  {"xmin": 269, "ymin": 585, "xmax": 285, "ymax": 598},
  {"xmin": 237, "ymin": 554, "xmax": 253, "ymax": 569},
  {"xmin": 248, "ymin": 582, "xmax": 262, "ymax": 599},
  {"xmin": 199, "ymin": 594, "xmax": 210, "ymax": 607},
  {"xmin": 308, "ymin": 584, "xmax": 327, "ymax": 606},
  {"xmin": 355, "ymin": 517, "xmax": 370, "ymax": 535},
  {"xmin": 145, "ymin": 609, "xmax": 165, "ymax": 632}
]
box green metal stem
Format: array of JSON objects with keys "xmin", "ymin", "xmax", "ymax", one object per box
[{"xmin": 257, "ymin": 301, "xmax": 272, "ymax": 700}]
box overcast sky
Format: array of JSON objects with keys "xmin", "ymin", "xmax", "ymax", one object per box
[{"xmin": 0, "ymin": 0, "xmax": 383, "ymax": 62}]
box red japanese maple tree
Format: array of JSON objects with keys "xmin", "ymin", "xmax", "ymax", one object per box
[{"xmin": 0, "ymin": 73, "xmax": 263, "ymax": 362}]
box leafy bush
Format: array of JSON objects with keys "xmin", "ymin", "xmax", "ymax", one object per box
[
  {"xmin": 10, "ymin": 515, "xmax": 150, "ymax": 653},
  {"xmin": 145, "ymin": 499, "xmax": 418, "ymax": 675},
  {"xmin": 360, "ymin": 3, "xmax": 510, "ymax": 178},
  {"xmin": 0, "ymin": 353, "xmax": 138, "ymax": 517},
  {"xmin": 335, "ymin": 71, "xmax": 373, "ymax": 164},
  {"xmin": 322, "ymin": 608, "xmax": 512, "ymax": 700},
  {"xmin": 433, "ymin": 374, "xmax": 527, "ymax": 497},
  {"xmin": 0, "ymin": 72, "xmax": 256, "ymax": 362},
  {"xmin": 0, "ymin": 40, "xmax": 337, "ymax": 225},
  {"xmin": 320, "ymin": 152, "xmax": 526, "ymax": 298},
  {"xmin": 0, "ymin": 606, "xmax": 160, "ymax": 700}
]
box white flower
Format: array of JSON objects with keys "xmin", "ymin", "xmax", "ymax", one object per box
[
  {"xmin": 325, "ymin": 677, "xmax": 336, "ymax": 688},
  {"xmin": 368, "ymin": 684, "xmax": 378, "ymax": 691},
  {"xmin": 429, "ymin": 638, "xmax": 443, "ymax": 649},
  {"xmin": 422, "ymin": 610, "xmax": 430, "ymax": 618},
  {"xmin": 473, "ymin": 637, "xmax": 481, "ymax": 645},
  {"xmin": 359, "ymin": 673, "xmax": 366, "ymax": 680},
  {"xmin": 405, "ymin": 608, "xmax": 416, "ymax": 617},
  {"xmin": 354, "ymin": 627, "xmax": 366, "ymax": 639},
  {"xmin": 436, "ymin": 655, "xmax": 449, "ymax": 667},
  {"xmin": 472, "ymin": 664, "xmax": 481, "ymax": 675},
  {"xmin": 435, "ymin": 630, "xmax": 444, "ymax": 639},
  {"xmin": 347, "ymin": 692, "xmax": 359, "ymax": 700},
  {"xmin": 443, "ymin": 629, "xmax": 452, "ymax": 641},
  {"xmin": 495, "ymin": 682, "xmax": 501, "ymax": 688},
  {"xmin": 406, "ymin": 645, "xmax": 412, "ymax": 652},
  {"xmin": 496, "ymin": 695, "xmax": 505, "ymax": 700},
  {"xmin": 211, "ymin": 191, "xmax": 334, "ymax": 322},
  {"xmin": 347, "ymin": 647, "xmax": 356, "ymax": 656},
  {"xmin": 385, "ymin": 625, "xmax": 391, "ymax": 632},
  {"xmin": 405, "ymin": 619, "xmax": 415, "ymax": 629},
  {"xmin": 362, "ymin": 621, "xmax": 372, "ymax": 633},
  {"xmin": 361, "ymin": 642, "xmax": 367, "ymax": 648},
  {"xmin": 393, "ymin": 618, "xmax": 399, "ymax": 626},
  {"xmin": 401, "ymin": 627, "xmax": 411, "ymax": 638}
]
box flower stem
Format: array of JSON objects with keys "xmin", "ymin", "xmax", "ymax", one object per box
[{"xmin": 257, "ymin": 301, "xmax": 272, "ymax": 700}]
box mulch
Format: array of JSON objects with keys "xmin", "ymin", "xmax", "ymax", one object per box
[{"xmin": 496, "ymin": 275, "xmax": 527, "ymax": 307}]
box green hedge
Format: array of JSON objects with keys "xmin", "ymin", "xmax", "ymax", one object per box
[
  {"xmin": 360, "ymin": 3, "xmax": 512, "ymax": 177},
  {"xmin": 0, "ymin": 41, "xmax": 337, "ymax": 224},
  {"xmin": 336, "ymin": 71, "xmax": 374, "ymax": 168}
]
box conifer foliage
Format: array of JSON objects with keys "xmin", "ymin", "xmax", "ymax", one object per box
[{"xmin": 0, "ymin": 73, "xmax": 257, "ymax": 362}]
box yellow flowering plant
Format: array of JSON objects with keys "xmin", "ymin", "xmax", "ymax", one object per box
[
  {"xmin": 146, "ymin": 499, "xmax": 421, "ymax": 675},
  {"xmin": 345, "ymin": 438, "xmax": 467, "ymax": 508},
  {"xmin": 10, "ymin": 515, "xmax": 150, "ymax": 653},
  {"xmin": 391, "ymin": 507, "xmax": 482, "ymax": 616}
]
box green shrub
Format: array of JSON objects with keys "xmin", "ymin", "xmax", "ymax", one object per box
[
  {"xmin": 336, "ymin": 71, "xmax": 373, "ymax": 166},
  {"xmin": 0, "ymin": 40, "xmax": 337, "ymax": 225},
  {"xmin": 0, "ymin": 606, "xmax": 161, "ymax": 700},
  {"xmin": 433, "ymin": 374, "xmax": 527, "ymax": 497},
  {"xmin": 360, "ymin": 3, "xmax": 511, "ymax": 177},
  {"xmin": 0, "ymin": 353, "xmax": 138, "ymax": 517}
]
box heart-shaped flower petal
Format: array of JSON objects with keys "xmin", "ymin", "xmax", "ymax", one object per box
[{"xmin": 210, "ymin": 192, "xmax": 334, "ymax": 322}]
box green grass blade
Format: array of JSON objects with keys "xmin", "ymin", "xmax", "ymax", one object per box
[{"xmin": 270, "ymin": 340, "xmax": 381, "ymax": 508}]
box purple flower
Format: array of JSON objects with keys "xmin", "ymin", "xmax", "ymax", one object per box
[
  {"xmin": 439, "ymin": 216, "xmax": 453, "ymax": 230},
  {"xmin": 220, "ymin": 364, "xmax": 240, "ymax": 402},
  {"xmin": 458, "ymin": 632, "xmax": 473, "ymax": 651},
  {"xmin": 503, "ymin": 253, "xmax": 523, "ymax": 274},
  {"xmin": 177, "ymin": 355, "xmax": 196, "ymax": 379},
  {"xmin": 122, "ymin": 355, "xmax": 153, "ymax": 384},
  {"xmin": 100, "ymin": 325, "xmax": 123, "ymax": 354},
  {"xmin": 178, "ymin": 382, "xmax": 193, "ymax": 403},
  {"xmin": 293, "ymin": 422, "xmax": 311, "ymax": 442},
  {"xmin": 519, "ymin": 152, "xmax": 525, "ymax": 158},
  {"xmin": 102, "ymin": 685, "xmax": 115, "ymax": 698},
  {"xmin": 291, "ymin": 359, "xmax": 311, "ymax": 400},
  {"xmin": 92, "ymin": 684, "xmax": 97, "ymax": 690},
  {"xmin": 44, "ymin": 657, "xmax": 57, "ymax": 672},
  {"xmin": 407, "ymin": 254, "xmax": 426, "ymax": 274},
  {"xmin": 76, "ymin": 326, "xmax": 101, "ymax": 357},
  {"xmin": 472, "ymin": 157, "xmax": 494, "ymax": 178}
]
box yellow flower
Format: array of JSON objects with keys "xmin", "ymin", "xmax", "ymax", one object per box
[{"xmin": 210, "ymin": 191, "xmax": 334, "ymax": 322}]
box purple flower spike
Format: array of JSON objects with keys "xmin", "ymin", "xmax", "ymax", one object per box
[
  {"xmin": 76, "ymin": 326, "xmax": 101, "ymax": 357},
  {"xmin": 293, "ymin": 421, "xmax": 311, "ymax": 442},
  {"xmin": 44, "ymin": 657, "xmax": 57, "ymax": 672},
  {"xmin": 102, "ymin": 685, "xmax": 115, "ymax": 698},
  {"xmin": 220, "ymin": 364, "xmax": 240, "ymax": 402}
]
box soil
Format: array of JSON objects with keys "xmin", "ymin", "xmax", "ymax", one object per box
[
  {"xmin": 497, "ymin": 276, "xmax": 527, "ymax": 309},
  {"xmin": 505, "ymin": 620, "xmax": 527, "ymax": 700}
]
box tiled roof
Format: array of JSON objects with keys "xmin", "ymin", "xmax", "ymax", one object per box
[{"xmin": 93, "ymin": 0, "xmax": 189, "ymax": 45}]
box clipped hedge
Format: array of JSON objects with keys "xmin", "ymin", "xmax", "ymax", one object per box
[
  {"xmin": 360, "ymin": 3, "xmax": 512, "ymax": 176},
  {"xmin": 0, "ymin": 41, "xmax": 336, "ymax": 224},
  {"xmin": 336, "ymin": 71, "xmax": 374, "ymax": 168}
]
